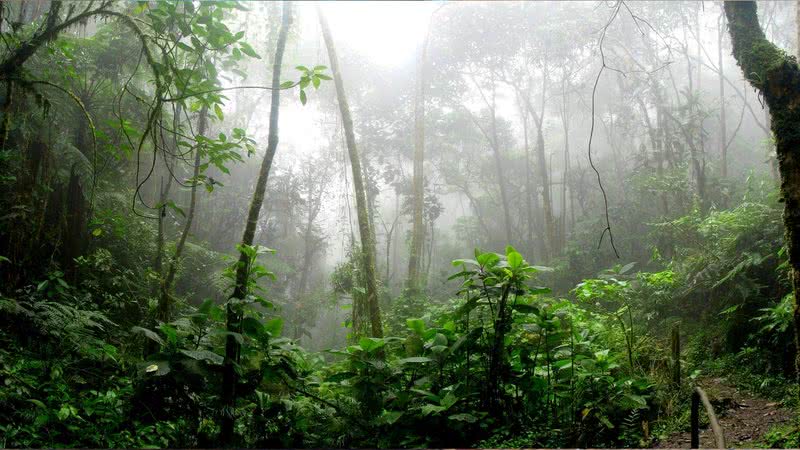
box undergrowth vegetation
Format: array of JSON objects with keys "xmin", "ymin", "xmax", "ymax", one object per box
[
  {"xmin": 1, "ymin": 0, "xmax": 799, "ymax": 448},
  {"xmin": 2, "ymin": 184, "xmax": 796, "ymax": 447}
]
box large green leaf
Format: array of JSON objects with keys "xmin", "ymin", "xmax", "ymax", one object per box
[
  {"xmin": 358, "ymin": 337, "xmax": 385, "ymax": 353},
  {"xmin": 406, "ymin": 318, "xmax": 426, "ymax": 334},
  {"xmin": 264, "ymin": 317, "xmax": 283, "ymax": 337},
  {"xmin": 180, "ymin": 349, "xmax": 223, "ymax": 365},
  {"xmin": 131, "ymin": 326, "xmax": 164, "ymax": 346}
]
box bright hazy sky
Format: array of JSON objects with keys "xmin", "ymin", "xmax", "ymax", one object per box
[
  {"xmin": 303, "ymin": 1, "xmax": 438, "ymax": 67},
  {"xmin": 273, "ymin": 1, "xmax": 441, "ymax": 162}
]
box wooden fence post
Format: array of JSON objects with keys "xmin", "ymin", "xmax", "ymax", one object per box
[
  {"xmin": 691, "ymin": 389, "xmax": 700, "ymax": 448},
  {"xmin": 671, "ymin": 324, "xmax": 681, "ymax": 386}
]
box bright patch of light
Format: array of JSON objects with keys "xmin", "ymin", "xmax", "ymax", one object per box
[{"xmin": 303, "ymin": 1, "xmax": 438, "ymax": 67}]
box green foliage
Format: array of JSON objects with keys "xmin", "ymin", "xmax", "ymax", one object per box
[
  {"xmin": 0, "ymin": 1, "xmax": 796, "ymax": 448},
  {"xmin": 759, "ymin": 423, "xmax": 800, "ymax": 448},
  {"xmin": 307, "ymin": 247, "xmax": 657, "ymax": 447},
  {"xmin": 294, "ymin": 65, "xmax": 331, "ymax": 105}
]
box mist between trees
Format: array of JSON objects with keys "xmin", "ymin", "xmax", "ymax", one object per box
[{"xmin": 1, "ymin": 0, "xmax": 800, "ymax": 448}]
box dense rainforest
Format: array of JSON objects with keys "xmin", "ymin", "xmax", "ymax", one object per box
[{"xmin": 1, "ymin": 0, "xmax": 800, "ymax": 448}]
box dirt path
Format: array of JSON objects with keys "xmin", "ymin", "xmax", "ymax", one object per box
[{"xmin": 655, "ymin": 377, "xmax": 792, "ymax": 448}]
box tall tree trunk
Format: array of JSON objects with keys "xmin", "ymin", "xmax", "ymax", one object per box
[
  {"xmin": 63, "ymin": 165, "xmax": 86, "ymax": 282},
  {"xmin": 153, "ymin": 103, "xmax": 182, "ymax": 295},
  {"xmin": 725, "ymin": 0, "xmax": 800, "ymax": 395},
  {"xmin": 319, "ymin": 9, "xmax": 383, "ymax": 339},
  {"xmin": 696, "ymin": 12, "xmax": 707, "ymax": 213},
  {"xmin": 517, "ymin": 92, "xmax": 536, "ymax": 259},
  {"xmin": 384, "ymin": 222, "xmax": 393, "ymax": 284},
  {"xmin": 718, "ymin": 12, "xmax": 728, "ymax": 179},
  {"xmin": 391, "ymin": 188, "xmax": 400, "ymax": 285},
  {"xmin": 153, "ymin": 177, "xmax": 168, "ymax": 289},
  {"xmin": 407, "ymin": 31, "xmax": 429, "ymax": 293},
  {"xmin": 425, "ymin": 221, "xmax": 434, "ymax": 282},
  {"xmin": 560, "ymin": 75, "xmax": 570, "ymax": 254},
  {"xmin": 296, "ymin": 186, "xmax": 323, "ymax": 297},
  {"xmin": 532, "ymin": 113, "xmax": 552, "ymax": 259},
  {"xmin": 489, "ymin": 83, "xmax": 514, "ymax": 246},
  {"xmin": 529, "ymin": 72, "xmax": 554, "ymax": 260},
  {"xmin": 157, "ymin": 106, "xmax": 208, "ymax": 323},
  {"xmin": 467, "ymin": 73, "xmax": 513, "ymax": 247},
  {"xmin": 296, "ymin": 227, "xmax": 315, "ymax": 297},
  {"xmin": 516, "ymin": 72, "xmax": 554, "ymax": 260},
  {"xmin": 220, "ymin": 3, "xmax": 291, "ymax": 445}
]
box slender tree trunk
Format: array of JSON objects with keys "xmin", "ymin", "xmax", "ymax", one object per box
[
  {"xmin": 363, "ymin": 146, "xmax": 378, "ymax": 250},
  {"xmin": 296, "ymin": 229, "xmax": 314, "ymax": 296},
  {"xmin": 425, "ymin": 221, "xmax": 434, "ymax": 282},
  {"xmin": 157, "ymin": 106, "xmax": 208, "ymax": 323},
  {"xmin": 153, "ymin": 103, "xmax": 182, "ymax": 294},
  {"xmin": 385, "ymin": 224, "xmax": 393, "ymax": 284},
  {"xmin": 220, "ymin": 3, "xmax": 291, "ymax": 445},
  {"xmin": 153, "ymin": 177, "xmax": 167, "ymax": 288},
  {"xmin": 531, "ymin": 105, "xmax": 554, "ymax": 260},
  {"xmin": 0, "ymin": 81, "xmax": 14, "ymax": 150},
  {"xmin": 517, "ymin": 93, "xmax": 536, "ymax": 258},
  {"xmin": 718, "ymin": 12, "xmax": 728, "ymax": 178},
  {"xmin": 63, "ymin": 165, "xmax": 86, "ymax": 282},
  {"xmin": 319, "ymin": 9, "xmax": 383, "ymax": 339},
  {"xmin": 487, "ymin": 284, "xmax": 511, "ymax": 415},
  {"xmin": 392, "ymin": 188, "xmax": 400, "ymax": 284},
  {"xmin": 487, "ymin": 79, "xmax": 514, "ymax": 246},
  {"xmin": 696, "ymin": 13, "xmax": 707, "ymax": 213},
  {"xmin": 725, "ymin": 0, "xmax": 800, "ymax": 396},
  {"xmin": 560, "ymin": 75, "xmax": 570, "ymax": 255},
  {"xmin": 517, "ymin": 74, "xmax": 553, "ymax": 259},
  {"xmin": 407, "ymin": 31, "xmax": 429, "ymax": 293},
  {"xmin": 297, "ymin": 188, "xmax": 323, "ymax": 296}
]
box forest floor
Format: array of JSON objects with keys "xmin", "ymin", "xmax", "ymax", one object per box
[{"xmin": 654, "ymin": 377, "xmax": 792, "ymax": 448}]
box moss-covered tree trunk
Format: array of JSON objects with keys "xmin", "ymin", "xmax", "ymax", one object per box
[
  {"xmin": 725, "ymin": 0, "xmax": 800, "ymax": 386},
  {"xmin": 319, "ymin": 10, "xmax": 383, "ymax": 339},
  {"xmin": 220, "ymin": 3, "xmax": 291, "ymax": 445}
]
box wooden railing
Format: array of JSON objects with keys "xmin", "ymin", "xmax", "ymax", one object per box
[
  {"xmin": 673, "ymin": 325, "xmax": 725, "ymax": 449},
  {"xmin": 691, "ymin": 386, "xmax": 726, "ymax": 448}
]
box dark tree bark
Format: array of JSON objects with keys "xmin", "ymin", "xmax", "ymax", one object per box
[
  {"xmin": 220, "ymin": 3, "xmax": 291, "ymax": 445},
  {"xmin": 62, "ymin": 165, "xmax": 86, "ymax": 281},
  {"xmin": 725, "ymin": 0, "xmax": 800, "ymax": 390}
]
